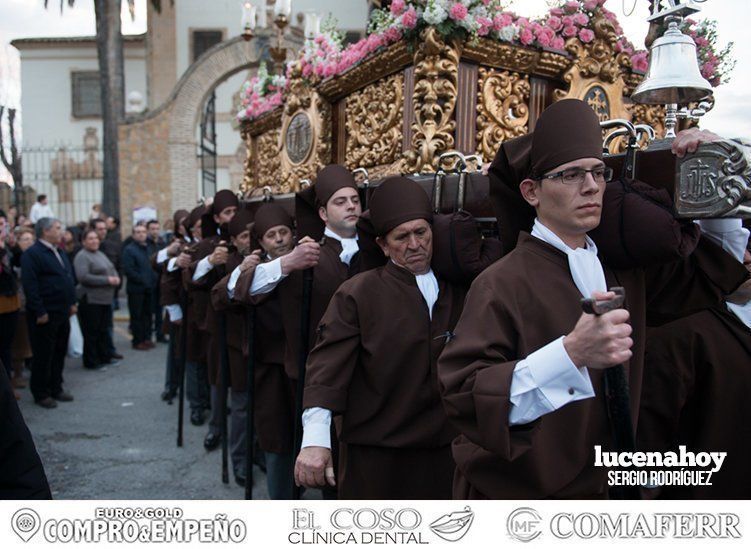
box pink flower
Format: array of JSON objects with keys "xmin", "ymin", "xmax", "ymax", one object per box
[
  {"xmin": 564, "ymin": 1, "xmax": 579, "ymax": 13},
  {"xmin": 547, "ymin": 15, "xmax": 562, "ymax": 31},
  {"xmin": 536, "ymin": 26, "xmax": 556, "ymax": 48},
  {"xmin": 390, "ymin": 0, "xmax": 406, "ymax": 15},
  {"xmin": 384, "ymin": 26, "xmax": 402, "ymax": 42},
  {"xmin": 583, "ymin": 0, "xmax": 599, "ymax": 10},
  {"xmin": 551, "ymin": 36, "xmax": 565, "ymax": 50},
  {"xmin": 579, "ymin": 28, "xmax": 595, "ymax": 43},
  {"xmin": 477, "ymin": 16, "xmax": 493, "ymax": 36},
  {"xmin": 482, "ymin": 0, "xmax": 491, "ymax": 4},
  {"xmin": 493, "ymin": 13, "xmax": 513, "ymax": 30},
  {"xmin": 562, "ymin": 15, "xmax": 574, "ymax": 27},
  {"xmin": 449, "ymin": 3, "xmax": 468, "ymax": 21},
  {"xmin": 401, "ymin": 6, "xmax": 418, "ymax": 29},
  {"xmin": 519, "ymin": 27, "xmax": 535, "ymax": 45},
  {"xmin": 694, "ymin": 36, "xmax": 709, "ymax": 48},
  {"xmin": 630, "ymin": 52, "xmax": 649, "ymax": 73},
  {"xmin": 562, "ymin": 25, "xmax": 578, "ymax": 37},
  {"xmin": 574, "ymin": 13, "xmax": 589, "ymax": 26},
  {"xmin": 551, "ymin": 8, "xmax": 564, "ymax": 16}
]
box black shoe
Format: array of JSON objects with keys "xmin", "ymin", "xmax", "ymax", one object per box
[
  {"xmin": 190, "ymin": 409, "xmax": 206, "ymax": 426},
  {"xmin": 110, "ymin": 352, "xmax": 124, "ymax": 360},
  {"xmin": 104, "ymin": 358, "xmax": 122, "ymax": 366},
  {"xmin": 234, "ymin": 471, "xmax": 246, "ymax": 487},
  {"xmin": 203, "ymin": 432, "xmax": 221, "ymax": 451},
  {"xmin": 36, "ymin": 397, "xmax": 58, "ymax": 409},
  {"xmin": 84, "ymin": 363, "xmax": 107, "ymax": 371},
  {"xmin": 161, "ymin": 389, "xmax": 177, "ymax": 402},
  {"xmin": 53, "ymin": 391, "xmax": 74, "ymax": 402}
]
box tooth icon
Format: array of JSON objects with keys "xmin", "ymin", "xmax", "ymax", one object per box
[
  {"xmin": 12, "ymin": 509, "xmax": 41, "ymax": 542},
  {"xmin": 430, "ymin": 506, "xmax": 475, "ymax": 542}
]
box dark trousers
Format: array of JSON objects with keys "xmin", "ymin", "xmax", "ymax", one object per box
[
  {"xmin": 127, "ymin": 291, "xmax": 153, "ymax": 346},
  {"xmin": 77, "ymin": 299, "xmax": 112, "ymax": 369},
  {"xmin": 28, "ymin": 311, "xmax": 70, "ymax": 401},
  {"xmin": 152, "ymin": 284, "xmax": 163, "ymax": 339},
  {"xmin": 0, "ymin": 310, "xmax": 19, "ymax": 377}
]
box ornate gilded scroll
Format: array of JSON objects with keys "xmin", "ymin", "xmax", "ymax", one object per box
[
  {"xmin": 405, "ymin": 27, "xmax": 462, "ymax": 173},
  {"xmin": 345, "ymin": 72, "xmax": 404, "ymax": 171},
  {"xmin": 476, "ymin": 68, "xmax": 530, "ymax": 162}
]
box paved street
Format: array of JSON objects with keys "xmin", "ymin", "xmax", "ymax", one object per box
[{"xmin": 15, "ymin": 319, "xmax": 279, "ymax": 500}]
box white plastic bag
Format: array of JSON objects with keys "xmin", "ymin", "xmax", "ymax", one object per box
[{"xmin": 67, "ymin": 315, "xmax": 83, "ymax": 358}]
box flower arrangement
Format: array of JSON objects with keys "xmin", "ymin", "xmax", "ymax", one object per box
[
  {"xmin": 236, "ymin": 62, "xmax": 286, "ymax": 122},
  {"xmin": 682, "ymin": 18, "xmax": 735, "ymax": 86},
  {"xmin": 237, "ymin": 0, "xmax": 734, "ymax": 122}
]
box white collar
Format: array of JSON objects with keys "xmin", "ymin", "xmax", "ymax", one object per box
[
  {"xmin": 531, "ymin": 218, "xmax": 607, "ymax": 298},
  {"xmin": 325, "ymin": 227, "xmax": 359, "ymax": 266}
]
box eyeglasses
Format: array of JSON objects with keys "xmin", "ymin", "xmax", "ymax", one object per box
[{"xmin": 538, "ymin": 166, "xmax": 614, "ymax": 185}]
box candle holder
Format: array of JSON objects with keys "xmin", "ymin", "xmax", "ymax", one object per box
[{"xmin": 269, "ymin": 13, "xmax": 289, "ymax": 73}]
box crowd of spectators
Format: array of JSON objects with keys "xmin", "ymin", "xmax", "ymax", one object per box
[{"xmin": 0, "ymin": 196, "xmax": 173, "ymax": 407}]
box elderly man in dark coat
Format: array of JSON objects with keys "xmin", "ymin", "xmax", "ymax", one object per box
[{"xmin": 294, "ymin": 177, "xmax": 467, "ymax": 499}]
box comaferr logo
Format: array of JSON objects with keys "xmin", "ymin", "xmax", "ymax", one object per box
[
  {"xmin": 429, "ymin": 507, "xmax": 475, "ymax": 542},
  {"xmin": 507, "ymin": 507, "xmax": 542, "ymax": 542}
]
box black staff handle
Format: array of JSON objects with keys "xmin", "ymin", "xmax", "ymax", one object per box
[
  {"xmin": 292, "ymin": 267, "xmax": 314, "ymax": 500},
  {"xmin": 244, "ymin": 307, "xmax": 256, "ymax": 500},
  {"xmin": 219, "ymin": 313, "xmax": 230, "ymax": 485}
]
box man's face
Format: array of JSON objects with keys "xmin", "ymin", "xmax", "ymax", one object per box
[
  {"xmin": 147, "ymin": 222, "xmax": 160, "ymax": 240},
  {"xmin": 319, "ymin": 188, "xmax": 361, "ymax": 235},
  {"xmin": 106, "ymin": 217, "xmax": 116, "ymax": 230},
  {"xmin": 377, "ymin": 218, "xmax": 433, "ymax": 275},
  {"xmin": 191, "ymin": 219, "xmax": 203, "ymax": 241},
  {"xmin": 133, "ymin": 225, "xmax": 148, "ymax": 243},
  {"xmin": 260, "ymin": 224, "xmax": 293, "ymax": 259},
  {"xmin": 214, "ymin": 206, "xmax": 237, "ymax": 225},
  {"xmin": 41, "ymin": 197, "xmax": 48, "ymax": 205},
  {"xmin": 94, "ymin": 221, "xmax": 107, "ymax": 241},
  {"xmin": 520, "ymin": 157, "xmax": 606, "ymax": 242},
  {"xmin": 44, "ymin": 221, "xmax": 63, "ymax": 245},
  {"xmin": 18, "ymin": 231, "xmax": 34, "ymax": 251},
  {"xmin": 232, "ymin": 230, "xmax": 251, "ymax": 255}
]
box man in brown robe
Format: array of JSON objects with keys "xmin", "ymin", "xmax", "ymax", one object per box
[
  {"xmin": 184, "ymin": 190, "xmax": 238, "ymax": 430},
  {"xmin": 228, "ymin": 164, "xmax": 363, "ymax": 497},
  {"xmin": 294, "ymin": 176, "xmax": 465, "ymax": 499},
  {"xmin": 162, "ymin": 205, "xmax": 205, "ymax": 416},
  {"xmin": 202, "ymin": 208, "xmax": 258, "ymax": 485},
  {"xmin": 437, "ymin": 99, "xmax": 750, "ymax": 499},
  {"xmin": 637, "ymin": 238, "xmax": 751, "ymax": 498},
  {"xmin": 216, "ymin": 202, "xmax": 296, "ymax": 497},
  {"xmin": 154, "ymin": 208, "xmax": 189, "ymax": 402}
]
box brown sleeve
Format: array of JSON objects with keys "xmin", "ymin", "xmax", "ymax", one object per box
[
  {"xmin": 302, "ymin": 286, "xmax": 361, "ymax": 413},
  {"xmin": 437, "ymin": 277, "xmax": 540, "ymax": 461},
  {"xmin": 160, "ymin": 267, "xmax": 181, "ymax": 306},
  {"xmin": 211, "ymin": 274, "xmax": 233, "ymax": 312},
  {"xmin": 645, "ymin": 235, "xmax": 750, "ymax": 325}
]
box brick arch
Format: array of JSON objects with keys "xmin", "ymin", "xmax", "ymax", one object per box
[
  {"xmin": 119, "ymin": 32, "xmax": 300, "ymax": 229},
  {"xmin": 167, "ymin": 35, "xmax": 263, "ymax": 210}
]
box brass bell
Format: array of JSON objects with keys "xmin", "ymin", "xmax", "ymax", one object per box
[{"xmin": 632, "ymin": 16, "xmax": 712, "ymax": 105}]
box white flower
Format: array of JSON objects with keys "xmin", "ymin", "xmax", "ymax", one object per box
[
  {"xmin": 497, "ymin": 24, "xmax": 518, "ymax": 42},
  {"xmin": 423, "ymin": 1, "xmax": 448, "ymax": 25}
]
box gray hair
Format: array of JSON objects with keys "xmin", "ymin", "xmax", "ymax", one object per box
[{"xmin": 35, "ymin": 217, "xmax": 60, "ymax": 238}]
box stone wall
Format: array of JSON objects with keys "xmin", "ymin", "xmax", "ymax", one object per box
[{"xmin": 118, "ymin": 105, "xmax": 173, "ymax": 234}]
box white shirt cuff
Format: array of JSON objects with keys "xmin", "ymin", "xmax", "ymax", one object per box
[
  {"xmin": 249, "ymin": 257, "xmax": 286, "ymax": 295},
  {"xmin": 227, "ymin": 266, "xmax": 241, "ymax": 299},
  {"xmin": 696, "ymin": 218, "xmax": 749, "ymax": 263},
  {"xmin": 167, "ymin": 257, "xmax": 179, "ymax": 272},
  {"xmin": 301, "ymin": 407, "xmax": 332, "ymax": 449},
  {"xmin": 509, "ymin": 336, "xmax": 595, "ymax": 425},
  {"xmin": 165, "ymin": 304, "xmax": 182, "ymax": 322},
  {"xmin": 192, "ymin": 256, "xmax": 214, "ymax": 282},
  {"xmin": 156, "ymin": 248, "xmax": 169, "ymax": 265}
]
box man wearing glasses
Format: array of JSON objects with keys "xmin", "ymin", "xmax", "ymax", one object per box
[{"xmin": 437, "ymin": 99, "xmax": 749, "ymax": 499}]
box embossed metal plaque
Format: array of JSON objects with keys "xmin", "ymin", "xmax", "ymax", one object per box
[
  {"xmin": 675, "ymin": 140, "xmax": 751, "ymax": 218},
  {"xmin": 285, "ymin": 112, "xmax": 313, "ymax": 165}
]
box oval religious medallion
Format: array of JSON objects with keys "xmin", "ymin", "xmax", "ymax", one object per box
[
  {"xmin": 584, "ymin": 85, "xmax": 611, "ymax": 122},
  {"xmin": 285, "ymin": 112, "xmax": 313, "ymax": 165}
]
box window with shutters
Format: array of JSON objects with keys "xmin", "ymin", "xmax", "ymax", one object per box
[
  {"xmin": 71, "ymin": 71, "xmax": 101, "ymax": 118},
  {"xmin": 192, "ymin": 30, "xmax": 224, "ymax": 62}
]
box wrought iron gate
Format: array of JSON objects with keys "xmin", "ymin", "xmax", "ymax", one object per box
[{"xmin": 199, "ymin": 92, "xmax": 217, "ymax": 198}]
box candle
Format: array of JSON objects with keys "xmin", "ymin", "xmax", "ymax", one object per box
[
  {"xmin": 304, "ymin": 12, "xmax": 319, "ymax": 39},
  {"xmin": 257, "ymin": 3, "xmax": 267, "ymax": 28},
  {"xmin": 241, "ymin": 2, "xmax": 257, "ymax": 31},
  {"xmin": 274, "ymin": 0, "xmax": 292, "ymax": 18}
]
